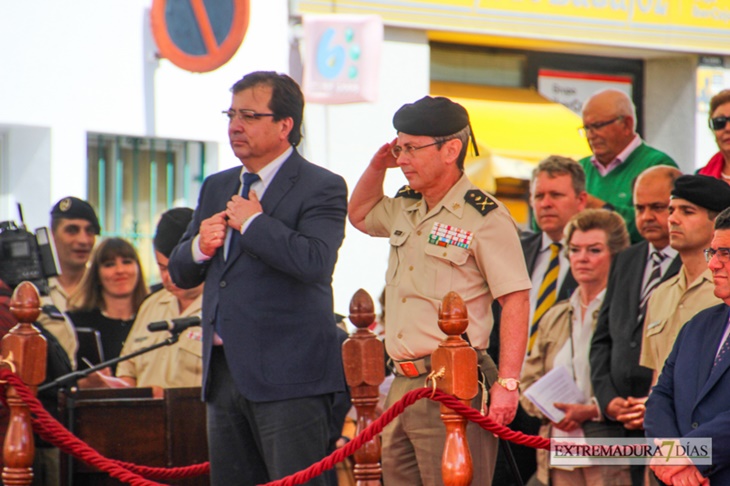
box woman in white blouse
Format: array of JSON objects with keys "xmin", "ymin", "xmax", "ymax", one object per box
[{"xmin": 521, "ymin": 209, "xmax": 630, "ymax": 486}]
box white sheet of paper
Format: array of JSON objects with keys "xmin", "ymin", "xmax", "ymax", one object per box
[{"xmin": 523, "ymin": 365, "xmax": 587, "ymax": 423}]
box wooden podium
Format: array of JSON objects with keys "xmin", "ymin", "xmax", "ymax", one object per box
[{"xmin": 59, "ymin": 387, "xmax": 209, "ymax": 486}]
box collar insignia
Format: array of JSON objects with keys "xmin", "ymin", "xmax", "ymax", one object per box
[{"xmin": 395, "ymin": 185, "xmax": 422, "ymax": 199}]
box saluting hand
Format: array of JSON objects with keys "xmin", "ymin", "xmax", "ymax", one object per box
[{"xmin": 370, "ymin": 138, "xmax": 399, "ymax": 171}]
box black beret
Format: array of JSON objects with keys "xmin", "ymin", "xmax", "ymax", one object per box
[
  {"xmin": 50, "ymin": 197, "xmax": 100, "ymax": 234},
  {"xmin": 671, "ymin": 175, "xmax": 730, "ymax": 212},
  {"xmin": 393, "ymin": 96, "xmax": 470, "ymax": 137},
  {"xmin": 154, "ymin": 207, "xmax": 194, "ymax": 258}
]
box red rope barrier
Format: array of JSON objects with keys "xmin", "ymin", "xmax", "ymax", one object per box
[
  {"xmin": 0, "ymin": 369, "xmax": 207, "ymax": 486},
  {"xmin": 260, "ymin": 387, "xmax": 549, "ymax": 486},
  {"xmin": 0, "ymin": 369, "xmax": 549, "ymax": 486}
]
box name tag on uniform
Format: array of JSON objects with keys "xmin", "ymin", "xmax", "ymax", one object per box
[
  {"xmin": 646, "ymin": 320, "xmax": 661, "ymax": 331},
  {"xmin": 428, "ymin": 222, "xmax": 473, "ymax": 249}
]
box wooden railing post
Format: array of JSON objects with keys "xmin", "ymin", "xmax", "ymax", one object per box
[
  {"xmin": 342, "ymin": 289, "xmax": 384, "ymax": 485},
  {"xmin": 1, "ymin": 282, "xmax": 47, "ymax": 486},
  {"xmin": 431, "ymin": 291, "xmax": 478, "ymax": 486}
]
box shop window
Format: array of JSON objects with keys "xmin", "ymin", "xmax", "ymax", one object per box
[
  {"xmin": 431, "ymin": 43, "xmax": 525, "ymax": 88},
  {"xmin": 86, "ymin": 134, "xmax": 207, "ymax": 285}
]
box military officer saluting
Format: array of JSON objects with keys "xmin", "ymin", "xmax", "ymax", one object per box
[{"xmin": 348, "ymin": 96, "xmax": 531, "ymax": 486}]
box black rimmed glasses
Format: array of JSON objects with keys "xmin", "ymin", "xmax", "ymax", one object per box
[
  {"xmin": 704, "ymin": 247, "xmax": 730, "ymax": 263},
  {"xmin": 223, "ymin": 109, "xmax": 276, "ymax": 123},
  {"xmin": 578, "ymin": 116, "xmax": 623, "ymax": 137},
  {"xmin": 391, "ymin": 140, "xmax": 448, "ymax": 158},
  {"xmin": 710, "ymin": 116, "xmax": 730, "ymax": 131}
]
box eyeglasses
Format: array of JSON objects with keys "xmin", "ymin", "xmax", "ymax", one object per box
[
  {"xmin": 709, "ymin": 116, "xmax": 730, "ymax": 131},
  {"xmin": 391, "ymin": 140, "xmax": 446, "ymax": 158},
  {"xmin": 704, "ymin": 247, "xmax": 730, "ymax": 263},
  {"xmin": 578, "ymin": 116, "xmax": 623, "ymax": 137},
  {"xmin": 223, "ymin": 109, "xmax": 276, "ymax": 123}
]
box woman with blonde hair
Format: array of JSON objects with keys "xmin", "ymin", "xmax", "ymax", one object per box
[
  {"xmin": 67, "ymin": 237, "xmax": 148, "ymax": 372},
  {"xmin": 521, "ymin": 209, "xmax": 630, "ymax": 485}
]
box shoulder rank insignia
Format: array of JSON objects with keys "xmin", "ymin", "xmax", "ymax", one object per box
[
  {"xmin": 465, "ymin": 190, "xmax": 497, "ymax": 216},
  {"xmin": 395, "ymin": 185, "xmax": 422, "ymax": 199}
]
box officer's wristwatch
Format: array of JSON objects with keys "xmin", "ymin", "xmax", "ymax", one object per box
[{"xmin": 497, "ymin": 377, "xmax": 520, "ymax": 392}]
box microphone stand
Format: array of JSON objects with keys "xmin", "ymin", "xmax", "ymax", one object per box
[{"xmin": 38, "ymin": 332, "xmax": 182, "ymax": 393}]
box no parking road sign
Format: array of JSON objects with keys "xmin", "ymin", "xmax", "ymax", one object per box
[{"xmin": 151, "ymin": 0, "xmax": 249, "ymax": 72}]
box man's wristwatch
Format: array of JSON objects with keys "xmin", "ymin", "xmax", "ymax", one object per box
[{"xmin": 497, "ymin": 377, "xmax": 520, "ymax": 392}]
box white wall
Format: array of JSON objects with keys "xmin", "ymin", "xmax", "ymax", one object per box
[
  {"xmin": 301, "ymin": 27, "xmax": 430, "ymax": 317},
  {"xmin": 644, "ymin": 56, "xmax": 697, "ymax": 172},
  {"xmin": 0, "ymin": 0, "xmax": 290, "ymax": 230},
  {"xmin": 1, "ymin": 125, "xmax": 52, "ymax": 226}
]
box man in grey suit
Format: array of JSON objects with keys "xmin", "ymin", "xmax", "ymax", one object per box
[
  {"xmin": 169, "ymin": 71, "xmax": 348, "ymax": 486},
  {"xmin": 590, "ymin": 165, "xmax": 682, "ymax": 485}
]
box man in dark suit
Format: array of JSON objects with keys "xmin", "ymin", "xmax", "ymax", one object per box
[
  {"xmin": 645, "ymin": 206, "xmax": 730, "ymax": 485},
  {"xmin": 590, "ymin": 165, "xmax": 682, "ymax": 485},
  {"xmin": 524, "ymin": 155, "xmax": 587, "ymax": 334},
  {"xmin": 492, "ymin": 155, "xmax": 587, "ymax": 485},
  {"xmin": 168, "ymin": 71, "xmax": 347, "ymax": 486}
]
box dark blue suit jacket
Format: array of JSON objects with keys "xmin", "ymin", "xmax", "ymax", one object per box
[
  {"xmin": 645, "ymin": 303, "xmax": 730, "ymax": 481},
  {"xmin": 168, "ymin": 150, "xmax": 348, "ymax": 402},
  {"xmin": 520, "ymin": 231, "xmax": 577, "ymax": 301}
]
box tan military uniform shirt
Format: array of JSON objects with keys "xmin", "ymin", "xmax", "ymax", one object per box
[
  {"xmin": 365, "ymin": 174, "xmax": 531, "ymax": 361},
  {"xmin": 38, "ymin": 276, "xmax": 78, "ymax": 368},
  {"xmin": 640, "ymin": 266, "xmax": 720, "ymax": 372},
  {"xmin": 116, "ymin": 289, "xmax": 203, "ymax": 389}
]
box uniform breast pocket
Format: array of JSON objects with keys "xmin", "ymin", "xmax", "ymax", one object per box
[
  {"xmin": 386, "ymin": 231, "xmax": 410, "ymax": 285},
  {"xmin": 168, "ymin": 334, "xmax": 203, "ymax": 385},
  {"xmin": 423, "ymin": 244, "xmax": 470, "ymax": 297},
  {"xmin": 645, "ymin": 319, "xmax": 667, "ymax": 338}
]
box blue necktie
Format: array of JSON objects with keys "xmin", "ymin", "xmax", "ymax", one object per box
[
  {"xmin": 241, "ymin": 172, "xmax": 260, "ymax": 199},
  {"xmin": 714, "ymin": 320, "xmax": 730, "ymax": 368},
  {"xmin": 225, "ymin": 172, "xmax": 261, "ymax": 260}
]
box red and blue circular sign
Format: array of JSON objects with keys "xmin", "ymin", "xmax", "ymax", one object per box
[{"xmin": 151, "ymin": 0, "xmax": 250, "ymax": 73}]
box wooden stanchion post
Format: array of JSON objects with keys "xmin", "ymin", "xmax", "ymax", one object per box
[
  {"xmin": 342, "ymin": 288, "xmax": 385, "ymax": 485},
  {"xmin": 431, "ymin": 291, "xmax": 478, "ymax": 486},
  {"xmin": 1, "ymin": 282, "xmax": 47, "ymax": 486}
]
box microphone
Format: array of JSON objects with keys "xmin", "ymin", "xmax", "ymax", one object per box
[{"xmin": 147, "ymin": 316, "xmax": 201, "ymax": 333}]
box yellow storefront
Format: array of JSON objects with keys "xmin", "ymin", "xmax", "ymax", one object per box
[{"xmin": 295, "ymin": 0, "xmax": 730, "ymax": 225}]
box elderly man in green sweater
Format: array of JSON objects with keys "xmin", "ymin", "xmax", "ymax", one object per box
[{"xmin": 579, "ymin": 89, "xmax": 677, "ymax": 243}]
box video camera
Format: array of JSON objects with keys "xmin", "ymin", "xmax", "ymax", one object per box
[{"xmin": 0, "ymin": 205, "xmax": 60, "ymax": 296}]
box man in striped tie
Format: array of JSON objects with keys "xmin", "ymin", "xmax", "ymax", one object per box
[
  {"xmin": 590, "ymin": 165, "xmax": 682, "ymax": 485},
  {"xmin": 491, "ymin": 156, "xmax": 587, "ymax": 485},
  {"xmin": 526, "ymin": 156, "xmax": 588, "ymax": 354}
]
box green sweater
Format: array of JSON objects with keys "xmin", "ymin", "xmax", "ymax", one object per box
[{"xmin": 579, "ymin": 143, "xmax": 677, "ymax": 244}]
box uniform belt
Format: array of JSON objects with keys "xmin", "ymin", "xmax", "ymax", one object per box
[
  {"xmin": 393, "ymin": 349, "xmax": 488, "ymax": 378},
  {"xmin": 393, "ymin": 356, "xmax": 432, "ymax": 378}
]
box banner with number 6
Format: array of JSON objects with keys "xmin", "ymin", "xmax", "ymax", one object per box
[{"xmin": 302, "ymin": 14, "xmax": 383, "ymax": 104}]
